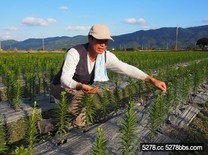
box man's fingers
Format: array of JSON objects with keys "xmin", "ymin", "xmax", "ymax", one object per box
[
  {"xmin": 83, "ymin": 87, "xmax": 98, "ymax": 94},
  {"xmin": 160, "ymin": 84, "xmax": 167, "ymax": 92}
]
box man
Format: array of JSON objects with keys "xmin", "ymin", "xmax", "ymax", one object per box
[{"xmin": 51, "ymin": 23, "xmax": 167, "ymax": 128}]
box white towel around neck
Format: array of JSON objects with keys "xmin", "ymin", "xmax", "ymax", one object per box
[{"xmin": 94, "ymin": 52, "xmax": 109, "ymax": 82}]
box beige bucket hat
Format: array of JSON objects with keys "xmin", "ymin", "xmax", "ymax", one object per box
[{"xmin": 88, "ymin": 23, "xmax": 113, "ymax": 41}]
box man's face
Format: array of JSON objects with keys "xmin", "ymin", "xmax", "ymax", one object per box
[{"xmin": 89, "ymin": 37, "xmax": 108, "ymax": 54}]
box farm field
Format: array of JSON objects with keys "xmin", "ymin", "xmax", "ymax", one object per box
[{"xmin": 0, "ymin": 50, "xmax": 208, "ymax": 155}]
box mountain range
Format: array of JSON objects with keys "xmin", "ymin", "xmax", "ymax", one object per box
[{"xmin": 1, "ymin": 25, "xmax": 208, "ymax": 51}]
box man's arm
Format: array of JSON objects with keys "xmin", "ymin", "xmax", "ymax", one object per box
[
  {"xmin": 144, "ymin": 76, "xmax": 167, "ymax": 92},
  {"xmin": 60, "ymin": 48, "xmax": 80, "ymax": 89},
  {"xmin": 105, "ymin": 51, "xmax": 167, "ymax": 92},
  {"xmin": 105, "ymin": 51, "xmax": 148, "ymax": 80}
]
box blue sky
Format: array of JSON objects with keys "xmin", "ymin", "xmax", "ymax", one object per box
[{"xmin": 0, "ymin": 0, "xmax": 208, "ymax": 41}]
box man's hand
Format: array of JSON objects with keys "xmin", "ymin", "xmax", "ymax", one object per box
[
  {"xmin": 144, "ymin": 76, "xmax": 167, "ymax": 92},
  {"xmin": 77, "ymin": 83, "xmax": 98, "ymax": 94},
  {"xmin": 83, "ymin": 87, "xmax": 98, "ymax": 94}
]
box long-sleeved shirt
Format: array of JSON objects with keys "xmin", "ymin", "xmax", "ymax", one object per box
[{"xmin": 61, "ymin": 48, "xmax": 148, "ymax": 89}]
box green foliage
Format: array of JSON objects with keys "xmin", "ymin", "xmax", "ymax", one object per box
[
  {"xmin": 193, "ymin": 64, "xmax": 200, "ymax": 94},
  {"xmin": 27, "ymin": 73, "xmax": 36, "ymax": 101},
  {"xmin": 80, "ymin": 94, "xmax": 95, "ymax": 127},
  {"xmin": 156, "ymin": 93, "xmax": 165, "ymax": 125},
  {"xmin": 121, "ymin": 87, "xmax": 128, "ymax": 99},
  {"xmin": 0, "ymin": 51, "xmax": 208, "ymax": 103},
  {"xmin": 11, "ymin": 145, "xmax": 29, "ymax": 155},
  {"xmin": 107, "ymin": 89, "xmax": 120, "ymax": 115},
  {"xmin": 126, "ymin": 78, "xmax": 136, "ymax": 99},
  {"xmin": 91, "ymin": 127, "xmax": 109, "ymax": 155},
  {"xmin": 26, "ymin": 101, "xmax": 39, "ymax": 155},
  {"xmin": 111, "ymin": 81, "xmax": 121, "ymax": 113},
  {"xmin": 99, "ymin": 88, "xmax": 110, "ymax": 120},
  {"xmin": 42, "ymin": 72, "xmax": 48, "ymax": 96},
  {"xmin": 55, "ymin": 91, "xmax": 69, "ymax": 144},
  {"xmin": 0, "ymin": 52, "xmax": 208, "ymax": 154},
  {"xmin": 0, "ymin": 121, "xmax": 7, "ymax": 153},
  {"xmin": 181, "ymin": 75, "xmax": 191, "ymax": 104},
  {"xmin": 148, "ymin": 93, "xmax": 165, "ymax": 141},
  {"xmin": 6, "ymin": 70, "xmax": 15, "ymax": 105},
  {"xmin": 164, "ymin": 82, "xmax": 174, "ymax": 115},
  {"xmin": 119, "ymin": 101, "xmax": 138, "ymax": 155},
  {"xmin": 5, "ymin": 70, "xmax": 22, "ymax": 110},
  {"xmin": 172, "ymin": 73, "xmax": 180, "ymax": 109},
  {"xmin": 13, "ymin": 79, "xmax": 22, "ymax": 111}
]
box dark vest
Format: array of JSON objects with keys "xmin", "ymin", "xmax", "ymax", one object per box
[{"xmin": 53, "ymin": 43, "xmax": 95, "ymax": 85}]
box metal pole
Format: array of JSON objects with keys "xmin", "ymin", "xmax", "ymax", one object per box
[
  {"xmin": 175, "ymin": 27, "xmax": 178, "ymax": 51},
  {"xmin": 42, "ymin": 37, "xmax": 44, "ymax": 51}
]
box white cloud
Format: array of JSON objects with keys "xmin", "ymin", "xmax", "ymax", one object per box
[
  {"xmin": 59, "ymin": 6, "xmax": 68, "ymax": 10},
  {"xmin": 0, "ymin": 32, "xmax": 13, "ymax": 40},
  {"xmin": 22, "ymin": 17, "xmax": 56, "ymax": 26},
  {"xmin": 124, "ymin": 18, "xmax": 145, "ymax": 24},
  {"xmin": 202, "ymin": 18, "xmax": 208, "ymax": 23},
  {"xmin": 66, "ymin": 26, "xmax": 90, "ymax": 31},
  {"xmin": 123, "ymin": 18, "xmax": 149, "ymax": 29},
  {"xmin": 3, "ymin": 26, "xmax": 18, "ymax": 31}
]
